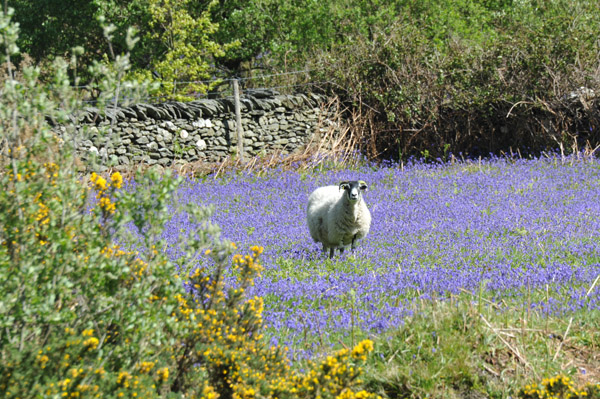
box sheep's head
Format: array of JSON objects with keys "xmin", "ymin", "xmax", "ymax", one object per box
[{"xmin": 339, "ymin": 180, "xmax": 368, "ymax": 202}]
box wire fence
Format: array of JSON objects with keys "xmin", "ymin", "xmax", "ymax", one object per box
[{"xmin": 76, "ymin": 67, "xmax": 330, "ymax": 106}]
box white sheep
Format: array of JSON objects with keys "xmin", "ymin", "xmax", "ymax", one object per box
[{"xmin": 306, "ymin": 180, "xmax": 372, "ymax": 258}]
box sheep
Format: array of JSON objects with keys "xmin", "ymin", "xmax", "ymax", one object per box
[{"xmin": 306, "ymin": 180, "xmax": 372, "ymax": 258}]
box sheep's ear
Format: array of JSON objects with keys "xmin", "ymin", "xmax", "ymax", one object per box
[
  {"xmin": 358, "ymin": 180, "xmax": 368, "ymax": 191},
  {"xmin": 339, "ymin": 182, "xmax": 349, "ymax": 191}
]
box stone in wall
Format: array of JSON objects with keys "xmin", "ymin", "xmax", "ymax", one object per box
[{"xmin": 63, "ymin": 91, "xmax": 337, "ymax": 170}]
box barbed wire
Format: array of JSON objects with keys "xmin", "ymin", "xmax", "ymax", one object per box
[
  {"xmin": 72, "ymin": 66, "xmax": 324, "ymax": 90},
  {"xmin": 77, "ymin": 78, "xmax": 331, "ymax": 105}
]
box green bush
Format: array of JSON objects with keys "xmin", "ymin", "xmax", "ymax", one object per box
[
  {"xmin": 275, "ymin": 0, "xmax": 600, "ymax": 160},
  {"xmin": 0, "ymin": 9, "xmax": 379, "ymax": 399}
]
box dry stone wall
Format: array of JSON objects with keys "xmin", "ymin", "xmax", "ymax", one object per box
[{"xmin": 61, "ymin": 90, "xmax": 335, "ymax": 170}]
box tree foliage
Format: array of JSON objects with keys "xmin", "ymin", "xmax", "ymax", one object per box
[
  {"xmin": 139, "ymin": 0, "xmax": 238, "ymax": 100},
  {"xmin": 9, "ymin": 0, "xmax": 147, "ymax": 68}
]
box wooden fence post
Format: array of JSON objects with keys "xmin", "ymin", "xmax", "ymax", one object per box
[{"xmin": 232, "ymin": 79, "xmax": 244, "ymax": 162}]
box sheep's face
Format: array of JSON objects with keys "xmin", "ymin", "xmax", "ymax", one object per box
[{"xmin": 339, "ymin": 180, "xmax": 368, "ymax": 203}]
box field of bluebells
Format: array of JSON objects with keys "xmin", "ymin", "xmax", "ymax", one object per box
[{"xmin": 153, "ymin": 155, "xmax": 600, "ymax": 360}]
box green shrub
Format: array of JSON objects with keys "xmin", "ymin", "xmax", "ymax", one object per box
[
  {"xmin": 0, "ymin": 8, "xmax": 380, "ymax": 399},
  {"xmin": 279, "ymin": 0, "xmax": 600, "ymax": 160}
]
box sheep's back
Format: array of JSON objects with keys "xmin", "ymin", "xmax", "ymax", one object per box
[{"xmin": 306, "ymin": 186, "xmax": 341, "ymax": 244}]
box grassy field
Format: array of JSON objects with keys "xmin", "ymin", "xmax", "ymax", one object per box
[{"xmin": 154, "ymin": 155, "xmax": 600, "ymax": 397}]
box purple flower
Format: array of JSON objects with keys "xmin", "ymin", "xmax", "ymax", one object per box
[{"xmin": 142, "ymin": 154, "xmax": 600, "ymax": 359}]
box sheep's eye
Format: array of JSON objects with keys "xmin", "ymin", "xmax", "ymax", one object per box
[{"xmin": 359, "ymin": 182, "xmax": 368, "ymax": 191}]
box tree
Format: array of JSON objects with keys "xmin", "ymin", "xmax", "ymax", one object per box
[
  {"xmin": 9, "ymin": 0, "xmax": 148, "ymax": 68},
  {"xmin": 206, "ymin": 0, "xmax": 280, "ymax": 73},
  {"xmin": 138, "ymin": 0, "xmax": 238, "ymax": 100}
]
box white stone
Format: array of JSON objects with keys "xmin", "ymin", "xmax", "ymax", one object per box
[
  {"xmin": 89, "ymin": 146, "xmax": 99, "ymax": 154},
  {"xmin": 179, "ymin": 130, "xmax": 189, "ymax": 139},
  {"xmin": 193, "ymin": 119, "xmax": 206, "ymax": 128},
  {"xmin": 196, "ymin": 139, "xmax": 207, "ymax": 151},
  {"xmin": 164, "ymin": 121, "xmax": 177, "ymax": 131},
  {"xmin": 204, "ymin": 119, "xmax": 213, "ymax": 128}
]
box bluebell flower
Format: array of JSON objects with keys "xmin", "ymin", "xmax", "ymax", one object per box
[{"xmin": 138, "ymin": 154, "xmax": 600, "ymax": 359}]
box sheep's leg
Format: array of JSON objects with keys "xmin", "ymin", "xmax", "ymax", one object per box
[
  {"xmin": 329, "ymin": 247, "xmax": 335, "ymax": 259},
  {"xmin": 339, "ymin": 247, "xmax": 345, "ymax": 255},
  {"xmin": 351, "ymin": 234, "xmax": 357, "ymax": 250},
  {"xmin": 322, "ymin": 244, "xmax": 330, "ymax": 258}
]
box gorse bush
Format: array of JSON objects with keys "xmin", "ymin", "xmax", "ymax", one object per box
[
  {"xmin": 0, "ymin": 9, "xmax": 379, "ymax": 399},
  {"xmin": 518, "ymin": 375, "xmax": 600, "ymax": 399}
]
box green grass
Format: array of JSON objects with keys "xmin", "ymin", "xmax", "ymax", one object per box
[{"xmin": 363, "ymin": 293, "xmax": 600, "ymax": 398}]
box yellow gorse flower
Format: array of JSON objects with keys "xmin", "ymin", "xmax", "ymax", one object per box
[
  {"xmin": 110, "ymin": 172, "xmax": 123, "ymax": 189},
  {"xmin": 351, "ymin": 339, "xmax": 374, "ymax": 361},
  {"xmin": 90, "ymin": 173, "xmax": 108, "ymax": 192},
  {"xmin": 36, "ymin": 354, "xmax": 50, "ymax": 369},
  {"xmin": 83, "ymin": 337, "xmax": 99, "ymax": 350},
  {"xmin": 138, "ymin": 361, "xmax": 156, "ymax": 373},
  {"xmin": 519, "ymin": 374, "xmax": 595, "ymax": 399},
  {"xmin": 90, "ymin": 172, "xmax": 123, "ymax": 191},
  {"xmin": 117, "ymin": 371, "xmax": 132, "ymax": 387},
  {"xmin": 98, "ymin": 197, "xmax": 116, "ymax": 214},
  {"xmin": 250, "ymin": 245, "xmax": 264, "ymax": 255},
  {"xmin": 157, "ymin": 367, "xmax": 169, "ymax": 381},
  {"xmin": 82, "ymin": 329, "xmax": 94, "ymax": 337}
]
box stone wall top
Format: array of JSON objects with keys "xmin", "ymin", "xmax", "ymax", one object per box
[{"xmin": 78, "ymin": 90, "xmax": 328, "ymax": 125}]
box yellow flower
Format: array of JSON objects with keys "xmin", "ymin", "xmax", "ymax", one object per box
[
  {"xmin": 110, "ymin": 172, "xmax": 123, "ymax": 189},
  {"xmin": 157, "ymin": 367, "xmax": 169, "ymax": 381},
  {"xmin": 90, "ymin": 173, "xmax": 107, "ymax": 191},
  {"xmin": 138, "ymin": 361, "xmax": 155, "ymax": 373},
  {"xmin": 37, "ymin": 354, "xmax": 49, "ymax": 369},
  {"xmin": 99, "ymin": 197, "xmax": 116, "ymax": 214},
  {"xmin": 83, "ymin": 337, "xmax": 99, "ymax": 350},
  {"xmin": 250, "ymin": 245, "xmax": 264, "ymax": 255},
  {"xmin": 115, "ymin": 371, "xmax": 133, "ymax": 390},
  {"xmin": 202, "ymin": 385, "xmax": 218, "ymax": 399},
  {"xmin": 59, "ymin": 378, "xmax": 72, "ymax": 389},
  {"xmin": 351, "ymin": 339, "xmax": 374, "ymax": 360},
  {"xmin": 354, "ymin": 391, "xmax": 373, "ymax": 399}
]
